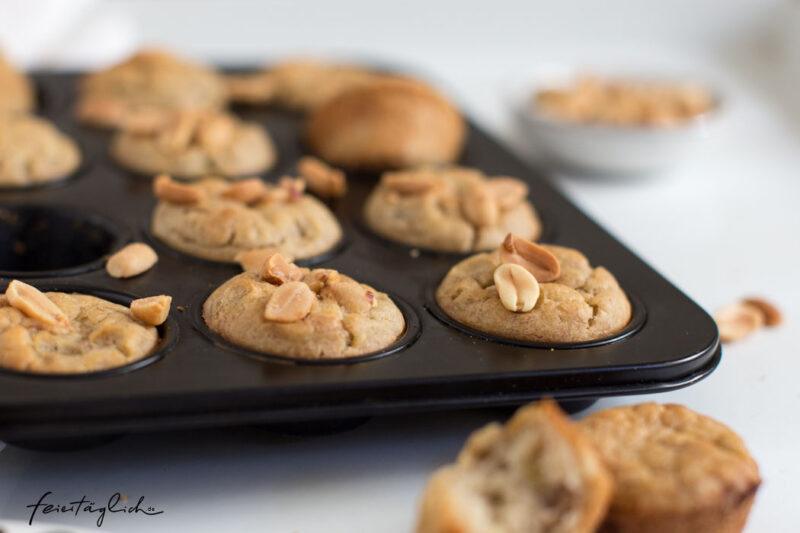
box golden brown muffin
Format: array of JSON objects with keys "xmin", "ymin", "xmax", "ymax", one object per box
[
  {"xmin": 305, "ymin": 77, "xmax": 466, "ymax": 170},
  {"xmin": 0, "ymin": 114, "xmax": 81, "ymax": 187},
  {"xmin": 416, "ymin": 400, "xmax": 613, "ymax": 533},
  {"xmin": 110, "ymin": 109, "xmax": 276, "ymax": 178},
  {"xmin": 76, "ymin": 49, "xmax": 227, "ymax": 129},
  {"xmin": 203, "ymin": 260, "xmax": 405, "ymax": 360},
  {"xmin": 364, "ymin": 166, "xmax": 541, "ymax": 252},
  {"xmin": 435, "ymin": 239, "xmax": 631, "ymax": 343},
  {"xmin": 151, "ymin": 175, "xmax": 341, "ymax": 262},
  {"xmin": 0, "ymin": 52, "xmax": 34, "ymax": 114},
  {"xmin": 0, "ymin": 281, "xmax": 159, "ymax": 374},
  {"xmin": 226, "ymin": 59, "xmax": 379, "ymax": 111},
  {"xmin": 580, "ymin": 403, "xmax": 761, "ymax": 533}
]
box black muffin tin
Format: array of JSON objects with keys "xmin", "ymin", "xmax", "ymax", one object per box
[{"xmin": 0, "ymin": 72, "xmax": 720, "ymax": 442}]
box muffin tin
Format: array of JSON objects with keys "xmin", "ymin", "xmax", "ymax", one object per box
[{"xmin": 0, "ymin": 71, "xmax": 720, "ymax": 442}]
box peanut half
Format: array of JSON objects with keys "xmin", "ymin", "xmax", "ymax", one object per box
[
  {"xmin": 485, "ymin": 177, "xmax": 528, "ymax": 210},
  {"xmin": 130, "ymin": 295, "xmax": 172, "ymax": 326},
  {"xmin": 264, "ymin": 281, "xmax": 315, "ymax": 323},
  {"xmin": 382, "ymin": 171, "xmax": 439, "ymax": 195},
  {"xmin": 493, "ymin": 263, "xmax": 540, "ymax": 313},
  {"xmin": 742, "ymin": 298, "xmax": 783, "ymax": 327},
  {"xmin": 196, "ymin": 113, "xmax": 236, "ymax": 152},
  {"xmin": 462, "ymin": 183, "xmax": 499, "ymax": 227},
  {"xmin": 260, "ymin": 253, "xmax": 305, "ymax": 285},
  {"xmin": 235, "ymin": 248, "xmax": 293, "ymax": 272},
  {"xmin": 106, "ymin": 243, "xmax": 158, "ymax": 279},
  {"xmin": 221, "ymin": 178, "xmax": 268, "ymax": 204},
  {"xmin": 715, "ymin": 302, "xmax": 766, "ymax": 343},
  {"xmin": 5, "ymin": 280, "xmax": 70, "ymax": 329},
  {"xmin": 500, "ymin": 233, "xmax": 560, "ymax": 282},
  {"xmin": 154, "ymin": 174, "xmax": 206, "ymax": 205},
  {"xmin": 297, "ymin": 156, "xmax": 347, "ymax": 199}
]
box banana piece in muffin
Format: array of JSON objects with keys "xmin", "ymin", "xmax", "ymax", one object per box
[
  {"xmin": 203, "ymin": 254, "xmax": 404, "ymax": 359},
  {"xmin": 435, "ymin": 234, "xmax": 631, "ymax": 343},
  {"xmin": 0, "ymin": 280, "xmax": 162, "ymax": 374},
  {"xmin": 364, "ymin": 166, "xmax": 541, "ymax": 252},
  {"xmin": 580, "ymin": 403, "xmax": 761, "ymax": 533},
  {"xmin": 0, "ymin": 114, "xmax": 81, "ymax": 187},
  {"xmin": 110, "ymin": 109, "xmax": 277, "ymax": 179},
  {"xmin": 150, "ymin": 175, "xmax": 341, "ymax": 262},
  {"xmin": 416, "ymin": 400, "xmax": 612, "ymax": 533},
  {"xmin": 0, "ymin": 52, "xmax": 34, "ymax": 114},
  {"xmin": 76, "ymin": 49, "xmax": 227, "ymax": 129},
  {"xmin": 306, "ymin": 77, "xmax": 466, "ymax": 170}
]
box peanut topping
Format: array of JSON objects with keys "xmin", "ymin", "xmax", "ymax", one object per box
[
  {"xmin": 157, "ymin": 111, "xmax": 199, "ymax": 152},
  {"xmin": 715, "ymin": 302, "xmax": 765, "ymax": 343},
  {"xmin": 154, "ymin": 174, "xmax": 206, "ymax": 205},
  {"xmin": 106, "ymin": 243, "xmax": 158, "ymax": 279},
  {"xmin": 235, "ymin": 248, "xmax": 292, "ymax": 272},
  {"xmin": 485, "ymin": 177, "xmax": 529, "ymax": 210},
  {"xmin": 742, "ymin": 298, "xmax": 783, "ymax": 327},
  {"xmin": 196, "ymin": 113, "xmax": 236, "ymax": 151},
  {"xmin": 130, "ymin": 295, "xmax": 172, "ymax": 326},
  {"xmin": 221, "ymin": 178, "xmax": 268, "ymax": 204},
  {"xmin": 278, "ymin": 176, "xmax": 306, "ymax": 201},
  {"xmin": 493, "ymin": 263, "xmax": 540, "ymax": 313},
  {"xmin": 5, "ymin": 280, "xmax": 70, "ymax": 329},
  {"xmin": 297, "ymin": 156, "xmax": 347, "ymax": 198},
  {"xmin": 322, "ymin": 279, "xmax": 377, "ymax": 314},
  {"xmin": 500, "ymin": 233, "xmax": 560, "ymax": 282},
  {"xmin": 260, "ymin": 253, "xmax": 304, "ymax": 285},
  {"xmin": 306, "ymin": 269, "xmax": 340, "ymax": 292},
  {"xmin": 264, "ymin": 281, "xmax": 315, "ymax": 323},
  {"xmin": 462, "ymin": 184, "xmax": 499, "ymax": 227},
  {"xmin": 382, "ymin": 172, "xmax": 439, "ymax": 195}
]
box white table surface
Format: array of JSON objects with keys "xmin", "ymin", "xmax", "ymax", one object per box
[{"xmin": 1, "ymin": 3, "xmax": 799, "ymax": 531}]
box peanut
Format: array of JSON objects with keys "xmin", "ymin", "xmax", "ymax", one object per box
[
  {"xmin": 321, "ymin": 279, "xmax": 377, "ymax": 314},
  {"xmin": 305, "ymin": 269, "xmax": 340, "ymax": 292},
  {"xmin": 221, "ymin": 178, "xmax": 268, "ymax": 204},
  {"xmin": 197, "ymin": 113, "xmax": 236, "ymax": 151},
  {"xmin": 235, "ymin": 248, "xmax": 292, "ymax": 272},
  {"xmin": 493, "ymin": 263, "xmax": 540, "ymax": 313},
  {"xmin": 130, "ymin": 295, "xmax": 171, "ymax": 326},
  {"xmin": 486, "ymin": 177, "xmax": 529, "ymax": 210},
  {"xmin": 297, "ymin": 156, "xmax": 347, "ymax": 198},
  {"xmin": 715, "ymin": 302, "xmax": 765, "ymax": 343},
  {"xmin": 158, "ymin": 111, "xmax": 199, "ymax": 152},
  {"xmin": 382, "ymin": 172, "xmax": 439, "ymax": 195},
  {"xmin": 5, "ymin": 280, "xmax": 70, "ymax": 329},
  {"xmin": 153, "ymin": 174, "xmax": 206, "ymax": 205},
  {"xmin": 264, "ymin": 281, "xmax": 315, "ymax": 323},
  {"xmin": 106, "ymin": 243, "xmax": 158, "ymax": 279},
  {"xmin": 500, "ymin": 233, "xmax": 560, "ymax": 282},
  {"xmin": 279, "ymin": 176, "xmax": 306, "ymax": 202},
  {"xmin": 462, "ymin": 184, "xmax": 499, "ymax": 227},
  {"xmin": 742, "ymin": 298, "xmax": 783, "ymax": 327},
  {"xmin": 260, "ymin": 253, "xmax": 304, "ymax": 285}
]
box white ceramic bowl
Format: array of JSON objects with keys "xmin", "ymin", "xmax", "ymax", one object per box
[{"xmin": 513, "ymin": 67, "xmax": 720, "ymax": 176}]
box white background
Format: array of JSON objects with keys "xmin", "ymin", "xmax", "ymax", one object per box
[{"xmin": 0, "ymin": 1, "xmax": 799, "ymax": 531}]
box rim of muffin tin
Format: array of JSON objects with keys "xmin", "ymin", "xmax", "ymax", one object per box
[
  {"xmin": 424, "ymin": 280, "xmax": 647, "ymax": 350},
  {"xmin": 0, "ymin": 203, "xmax": 130, "ymax": 278},
  {"xmin": 141, "ymin": 223, "xmax": 351, "ymax": 269},
  {"xmin": 190, "ymin": 287, "xmax": 422, "ymax": 366},
  {"xmin": 0, "ymin": 282, "xmax": 179, "ymax": 379},
  {"xmin": 354, "ymin": 204, "xmax": 558, "ymax": 259},
  {"xmin": 0, "ymin": 135, "xmax": 92, "ymax": 193}
]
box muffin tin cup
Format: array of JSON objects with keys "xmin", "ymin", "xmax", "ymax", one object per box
[
  {"xmin": 0, "ymin": 71, "xmax": 721, "ymax": 443},
  {"xmin": 0, "ymin": 282, "xmax": 179, "ymax": 379}
]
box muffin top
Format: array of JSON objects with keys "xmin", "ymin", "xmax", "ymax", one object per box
[
  {"xmin": 364, "ymin": 166, "xmax": 541, "ymax": 253},
  {"xmin": 0, "ymin": 281, "xmax": 159, "ymax": 374},
  {"xmin": 0, "ymin": 52, "xmax": 34, "ymax": 114},
  {"xmin": 76, "ymin": 50, "xmax": 227, "ymax": 128},
  {"xmin": 226, "ymin": 59, "xmax": 379, "ymax": 111},
  {"xmin": 110, "ymin": 109, "xmax": 277, "ymax": 178},
  {"xmin": 0, "ymin": 114, "xmax": 81, "ymax": 187},
  {"xmin": 305, "ymin": 76, "xmax": 466, "ymax": 170},
  {"xmin": 150, "ymin": 175, "xmax": 342, "ymax": 262},
  {"xmin": 435, "ymin": 235, "xmax": 631, "ymax": 343},
  {"xmin": 579, "ymin": 403, "xmax": 761, "ymax": 518},
  {"xmin": 203, "ymin": 257, "xmax": 405, "ymax": 360}
]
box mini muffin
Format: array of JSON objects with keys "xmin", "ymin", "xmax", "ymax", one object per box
[
  {"xmin": 0, "ymin": 114, "xmax": 81, "ymax": 187},
  {"xmin": 364, "ymin": 166, "xmax": 541, "ymax": 252},
  {"xmin": 306, "ymin": 77, "xmax": 466, "ymax": 170},
  {"xmin": 580, "ymin": 403, "xmax": 761, "ymax": 533},
  {"xmin": 76, "ymin": 49, "xmax": 227, "ymax": 129},
  {"xmin": 110, "ymin": 110, "xmax": 277, "ymax": 178},
  {"xmin": 226, "ymin": 59, "xmax": 379, "ymax": 111},
  {"xmin": 0, "ymin": 280, "xmax": 161, "ymax": 374},
  {"xmin": 0, "ymin": 52, "xmax": 34, "ymax": 113},
  {"xmin": 416, "ymin": 400, "xmax": 612, "ymax": 533},
  {"xmin": 203, "ymin": 256, "xmax": 405, "ymax": 359},
  {"xmin": 435, "ymin": 234, "xmax": 631, "ymax": 343},
  {"xmin": 151, "ymin": 175, "xmax": 341, "ymax": 262}
]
